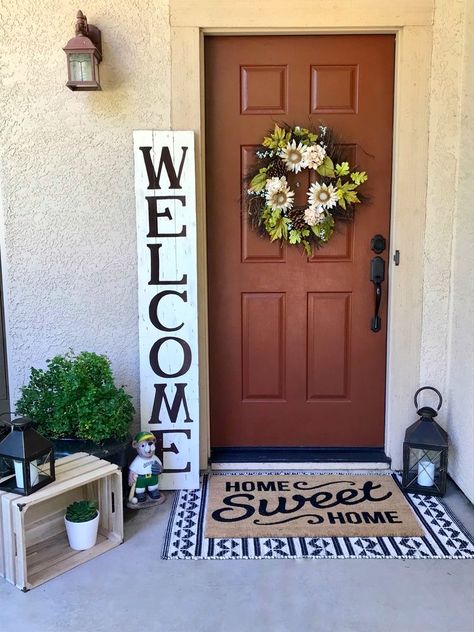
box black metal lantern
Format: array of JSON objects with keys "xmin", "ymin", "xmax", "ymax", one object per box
[
  {"xmin": 402, "ymin": 387, "xmax": 448, "ymax": 496},
  {"xmin": 0, "ymin": 414, "xmax": 55, "ymax": 496},
  {"xmin": 63, "ymin": 10, "xmax": 102, "ymax": 91}
]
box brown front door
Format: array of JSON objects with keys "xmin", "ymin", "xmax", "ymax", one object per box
[{"xmin": 205, "ymin": 35, "xmax": 394, "ymax": 449}]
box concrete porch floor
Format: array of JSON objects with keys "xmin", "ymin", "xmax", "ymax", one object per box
[{"xmin": 1, "ymin": 478, "xmax": 473, "ymax": 632}]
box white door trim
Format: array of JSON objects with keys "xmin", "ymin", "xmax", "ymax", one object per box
[{"xmin": 170, "ymin": 1, "xmax": 434, "ymax": 470}]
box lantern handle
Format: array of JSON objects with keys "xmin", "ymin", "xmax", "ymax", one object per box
[{"xmin": 414, "ymin": 386, "xmax": 443, "ymax": 411}]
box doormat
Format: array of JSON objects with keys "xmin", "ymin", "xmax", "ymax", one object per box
[
  {"xmin": 205, "ymin": 474, "xmax": 424, "ymax": 539},
  {"xmin": 162, "ymin": 473, "xmax": 474, "ymax": 560}
]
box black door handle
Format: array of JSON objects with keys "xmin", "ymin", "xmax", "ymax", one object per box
[{"xmin": 370, "ymin": 256, "xmax": 385, "ymax": 332}]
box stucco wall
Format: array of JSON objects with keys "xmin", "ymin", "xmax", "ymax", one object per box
[
  {"xmin": 0, "ymin": 1, "xmax": 171, "ymax": 425},
  {"xmin": 420, "ymin": 0, "xmax": 464, "ymax": 393},
  {"xmin": 445, "ymin": 0, "xmax": 474, "ymax": 503},
  {"xmin": 0, "ymin": 1, "xmax": 472, "ymax": 498},
  {"xmin": 419, "ymin": 0, "xmax": 473, "ymax": 502}
]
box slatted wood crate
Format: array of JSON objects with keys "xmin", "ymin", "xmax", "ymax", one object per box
[{"xmin": 0, "ymin": 452, "xmax": 123, "ymax": 591}]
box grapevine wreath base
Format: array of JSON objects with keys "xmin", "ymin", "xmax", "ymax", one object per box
[{"xmin": 247, "ymin": 124, "xmax": 368, "ymax": 256}]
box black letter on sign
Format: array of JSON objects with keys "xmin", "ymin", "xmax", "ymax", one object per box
[
  {"xmin": 149, "ymin": 383, "xmax": 193, "ymax": 424},
  {"xmin": 146, "ymin": 196, "xmax": 186, "ymax": 238},
  {"xmin": 139, "ymin": 146, "xmax": 188, "ymax": 190},
  {"xmin": 148, "ymin": 244, "xmax": 187, "ymax": 286},
  {"xmin": 152, "ymin": 429, "xmax": 191, "ymax": 474},
  {"xmin": 149, "ymin": 290, "xmax": 187, "ymax": 332},
  {"xmin": 149, "ymin": 337, "xmax": 192, "ymax": 378}
]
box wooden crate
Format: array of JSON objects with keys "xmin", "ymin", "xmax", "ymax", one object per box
[{"xmin": 0, "ymin": 452, "xmax": 123, "ymax": 591}]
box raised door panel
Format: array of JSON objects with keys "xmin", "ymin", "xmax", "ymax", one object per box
[{"xmin": 242, "ymin": 293, "xmax": 286, "ymax": 401}]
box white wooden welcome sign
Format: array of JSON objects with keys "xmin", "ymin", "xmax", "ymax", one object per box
[{"xmin": 133, "ymin": 131, "xmax": 199, "ymax": 490}]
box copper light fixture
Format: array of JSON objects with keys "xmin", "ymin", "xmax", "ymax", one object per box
[{"xmin": 63, "ymin": 10, "xmax": 102, "ymax": 91}]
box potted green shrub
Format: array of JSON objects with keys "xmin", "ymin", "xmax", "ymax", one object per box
[
  {"xmin": 16, "ymin": 351, "xmax": 135, "ymax": 467},
  {"xmin": 64, "ymin": 500, "xmax": 99, "ymax": 550}
]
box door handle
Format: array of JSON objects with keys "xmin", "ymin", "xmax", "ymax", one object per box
[{"xmin": 370, "ymin": 256, "xmax": 385, "ymax": 332}]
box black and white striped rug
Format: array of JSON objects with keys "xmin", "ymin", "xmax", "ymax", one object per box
[{"xmin": 162, "ymin": 473, "xmax": 474, "ymax": 560}]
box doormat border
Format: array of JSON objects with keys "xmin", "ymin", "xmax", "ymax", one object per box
[{"xmin": 162, "ymin": 472, "xmax": 474, "ymax": 560}]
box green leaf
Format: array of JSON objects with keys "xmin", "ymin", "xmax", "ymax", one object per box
[
  {"xmin": 270, "ymin": 208, "xmax": 282, "ymax": 224},
  {"xmin": 289, "ymin": 229, "xmax": 302, "ymax": 244},
  {"xmin": 345, "ymin": 190, "xmax": 360, "ymax": 204},
  {"xmin": 295, "ymin": 127, "xmax": 318, "ymax": 146},
  {"xmin": 263, "ymin": 124, "xmax": 291, "ymax": 150},
  {"xmin": 350, "ymin": 171, "xmax": 368, "ymax": 185},
  {"xmin": 311, "ymin": 216, "xmax": 335, "ymax": 242},
  {"xmin": 267, "ymin": 215, "xmax": 290, "ymax": 241},
  {"xmin": 335, "ymin": 162, "xmax": 350, "ymax": 176},
  {"xmin": 302, "ymin": 240, "xmax": 313, "ymax": 256},
  {"xmin": 316, "ymin": 155, "xmax": 335, "ymax": 178},
  {"xmin": 337, "ymin": 180, "xmax": 361, "ymax": 205},
  {"xmin": 250, "ymin": 168, "xmax": 268, "ymax": 193}
]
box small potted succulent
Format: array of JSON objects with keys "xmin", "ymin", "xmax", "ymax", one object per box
[{"xmin": 64, "ymin": 500, "xmax": 99, "ymax": 551}]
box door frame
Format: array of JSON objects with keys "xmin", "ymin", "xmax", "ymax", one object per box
[{"xmin": 169, "ymin": 0, "xmax": 434, "ymax": 470}]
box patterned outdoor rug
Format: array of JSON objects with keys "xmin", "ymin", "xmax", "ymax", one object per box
[{"xmin": 162, "ymin": 472, "xmax": 474, "ymax": 560}]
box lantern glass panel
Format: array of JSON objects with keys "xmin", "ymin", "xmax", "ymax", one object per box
[
  {"xmin": 0, "ymin": 449, "xmax": 54, "ymax": 494},
  {"xmin": 406, "ymin": 447, "xmax": 443, "ymax": 492},
  {"xmin": 69, "ymin": 53, "xmax": 93, "ymax": 82},
  {"xmin": 94, "ymin": 55, "xmax": 100, "ymax": 83}
]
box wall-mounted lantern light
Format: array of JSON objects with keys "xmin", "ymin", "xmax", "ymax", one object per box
[{"xmin": 63, "ymin": 10, "xmax": 102, "ymax": 91}]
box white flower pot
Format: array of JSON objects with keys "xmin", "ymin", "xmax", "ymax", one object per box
[{"xmin": 64, "ymin": 512, "xmax": 100, "ymax": 551}]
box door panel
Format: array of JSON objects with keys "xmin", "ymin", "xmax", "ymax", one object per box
[{"xmin": 205, "ymin": 35, "xmax": 394, "ymax": 448}]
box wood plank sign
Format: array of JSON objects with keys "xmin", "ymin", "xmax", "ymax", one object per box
[{"xmin": 133, "ymin": 131, "xmax": 199, "ymax": 490}]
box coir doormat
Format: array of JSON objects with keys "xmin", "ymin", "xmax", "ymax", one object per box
[
  {"xmin": 162, "ymin": 473, "xmax": 474, "ymax": 560},
  {"xmin": 205, "ymin": 474, "xmax": 424, "ymax": 538}
]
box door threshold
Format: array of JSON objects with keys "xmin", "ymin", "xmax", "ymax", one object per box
[
  {"xmin": 211, "ymin": 462, "xmax": 391, "ymax": 471},
  {"xmin": 210, "ymin": 447, "xmax": 391, "ymax": 471}
]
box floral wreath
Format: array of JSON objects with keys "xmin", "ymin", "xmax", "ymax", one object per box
[{"xmin": 246, "ymin": 124, "xmax": 368, "ymax": 255}]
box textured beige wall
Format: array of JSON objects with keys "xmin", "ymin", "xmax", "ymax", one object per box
[
  {"xmin": 419, "ymin": 0, "xmax": 473, "ymax": 502},
  {"xmin": 0, "ymin": 1, "xmax": 472, "ymax": 497},
  {"xmin": 445, "ymin": 0, "xmax": 474, "ymax": 503},
  {"xmin": 0, "ymin": 1, "xmax": 171, "ymax": 418},
  {"xmin": 421, "ymin": 0, "xmax": 465, "ymax": 393}
]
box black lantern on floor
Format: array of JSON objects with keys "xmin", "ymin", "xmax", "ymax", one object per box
[
  {"xmin": 402, "ymin": 387, "xmax": 448, "ymax": 496},
  {"xmin": 0, "ymin": 414, "xmax": 55, "ymax": 495},
  {"xmin": 63, "ymin": 10, "xmax": 102, "ymax": 91}
]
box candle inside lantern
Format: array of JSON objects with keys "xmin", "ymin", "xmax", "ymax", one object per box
[
  {"xmin": 417, "ymin": 459, "xmax": 435, "ymax": 487},
  {"xmin": 14, "ymin": 460, "xmax": 39, "ymax": 489}
]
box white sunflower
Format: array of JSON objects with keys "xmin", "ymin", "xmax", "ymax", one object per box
[
  {"xmin": 265, "ymin": 177, "xmax": 294, "ymax": 211},
  {"xmin": 307, "ymin": 182, "xmax": 338, "ymax": 210},
  {"xmin": 279, "ymin": 140, "xmax": 308, "ymax": 174},
  {"xmin": 304, "ymin": 205, "xmax": 326, "ymax": 227},
  {"xmin": 306, "ymin": 144, "xmax": 326, "ymax": 170}
]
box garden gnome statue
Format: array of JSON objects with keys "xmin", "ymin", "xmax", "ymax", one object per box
[{"xmin": 127, "ymin": 431, "xmax": 165, "ymax": 509}]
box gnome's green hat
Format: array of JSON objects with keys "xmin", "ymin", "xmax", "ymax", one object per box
[{"xmin": 133, "ymin": 431, "xmax": 155, "ymax": 443}]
